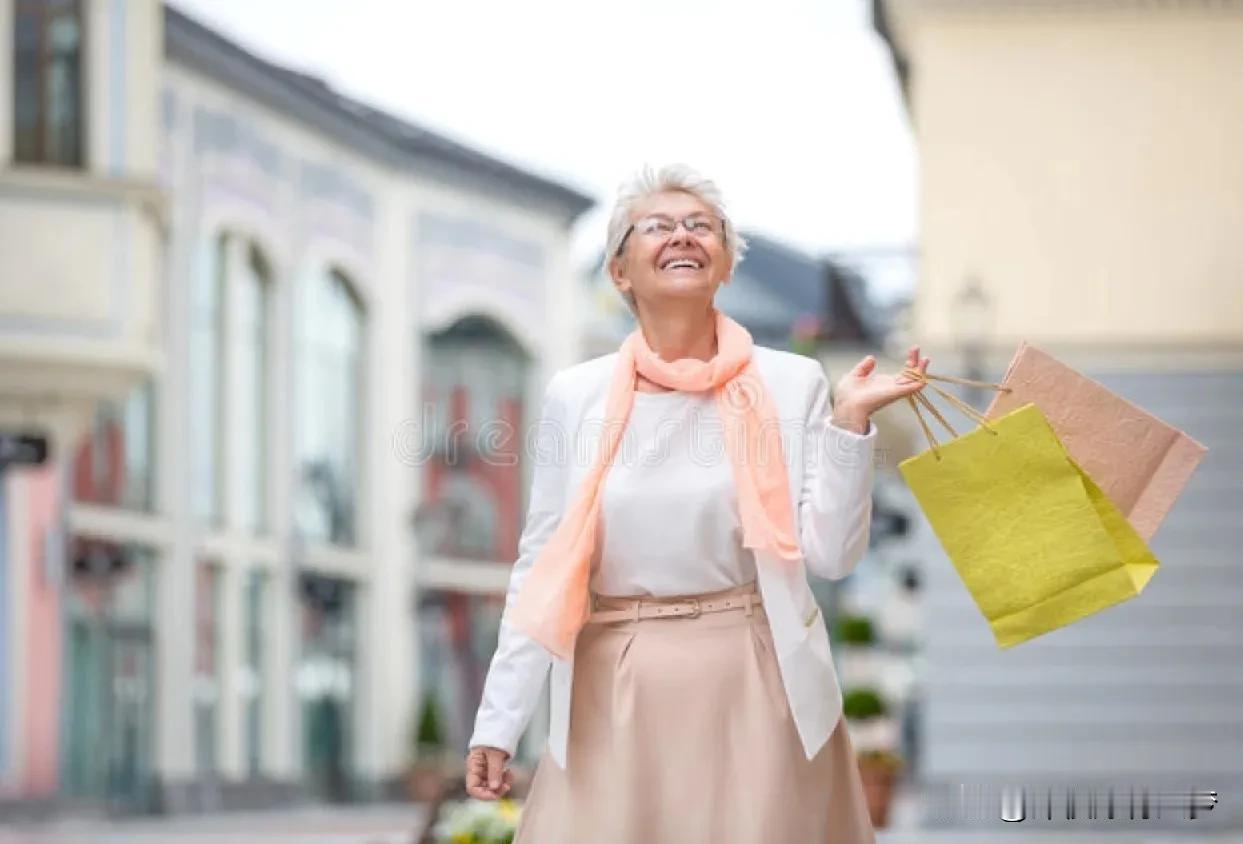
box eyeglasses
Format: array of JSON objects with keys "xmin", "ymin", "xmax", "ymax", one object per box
[{"xmin": 614, "ymin": 213, "xmax": 728, "ymax": 257}]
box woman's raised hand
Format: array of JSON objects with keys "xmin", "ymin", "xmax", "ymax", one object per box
[
  {"xmin": 830, "ymin": 345, "xmax": 929, "ymax": 430},
  {"xmin": 465, "ymin": 745, "xmax": 514, "ymax": 801}
]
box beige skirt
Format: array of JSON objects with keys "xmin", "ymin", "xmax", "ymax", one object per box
[{"xmin": 514, "ymin": 581, "xmax": 876, "ymax": 843}]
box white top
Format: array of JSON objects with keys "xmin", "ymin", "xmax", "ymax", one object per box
[
  {"xmin": 590, "ymin": 389, "xmax": 758, "ymax": 597},
  {"xmin": 468, "ymin": 348, "xmax": 880, "ymax": 761}
]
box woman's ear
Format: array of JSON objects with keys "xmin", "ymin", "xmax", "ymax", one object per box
[{"xmin": 608, "ymin": 255, "xmax": 629, "ymax": 289}]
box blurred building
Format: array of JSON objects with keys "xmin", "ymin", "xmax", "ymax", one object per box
[
  {"xmin": 0, "ymin": 0, "xmax": 590, "ymax": 816},
  {"xmin": 876, "ymin": 0, "xmax": 1243, "ymax": 828}
]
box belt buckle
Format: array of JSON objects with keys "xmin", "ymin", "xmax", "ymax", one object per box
[{"xmin": 682, "ymin": 598, "xmax": 701, "ymax": 619}]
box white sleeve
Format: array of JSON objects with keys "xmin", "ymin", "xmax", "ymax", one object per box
[
  {"xmin": 798, "ymin": 365, "xmax": 878, "ymax": 581},
  {"xmin": 467, "ymin": 373, "xmax": 568, "ymax": 756}
]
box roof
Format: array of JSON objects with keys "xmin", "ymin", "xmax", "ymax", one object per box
[
  {"xmin": 826, "ymin": 263, "xmax": 888, "ymax": 343},
  {"xmin": 871, "ymin": 0, "xmax": 911, "ymax": 104},
  {"xmin": 724, "ymin": 231, "xmax": 830, "ymax": 345},
  {"xmin": 163, "ymin": 4, "xmax": 595, "ymax": 221}
]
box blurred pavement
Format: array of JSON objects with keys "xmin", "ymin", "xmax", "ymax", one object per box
[
  {"xmin": 0, "ymin": 805, "xmax": 427, "ymax": 844},
  {"xmin": 1, "ymin": 791, "xmax": 1240, "ymax": 843}
]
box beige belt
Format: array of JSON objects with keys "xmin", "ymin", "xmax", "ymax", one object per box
[{"xmin": 586, "ymin": 590, "xmax": 763, "ymax": 624}]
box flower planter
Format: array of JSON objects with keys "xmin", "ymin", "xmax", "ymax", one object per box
[
  {"xmin": 433, "ymin": 797, "xmax": 523, "ymax": 843},
  {"xmin": 856, "ymin": 750, "xmax": 902, "ymax": 828}
]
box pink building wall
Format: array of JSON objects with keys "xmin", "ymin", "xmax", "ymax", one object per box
[{"xmin": 20, "ymin": 464, "xmax": 62, "ymax": 796}]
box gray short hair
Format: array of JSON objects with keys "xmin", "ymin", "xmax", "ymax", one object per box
[{"xmin": 605, "ymin": 163, "xmax": 748, "ymax": 316}]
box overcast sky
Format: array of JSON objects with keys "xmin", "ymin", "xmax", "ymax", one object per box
[{"xmin": 168, "ymin": 0, "xmax": 917, "ymax": 301}]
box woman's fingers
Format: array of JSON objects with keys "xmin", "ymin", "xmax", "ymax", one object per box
[
  {"xmin": 485, "ymin": 747, "xmax": 508, "ymax": 790},
  {"xmin": 465, "ymin": 747, "xmax": 510, "ymax": 801},
  {"xmin": 465, "ymin": 767, "xmax": 493, "ymax": 800},
  {"xmin": 854, "ymin": 354, "xmax": 877, "ymax": 376},
  {"xmin": 465, "ymin": 756, "xmax": 491, "ymax": 800}
]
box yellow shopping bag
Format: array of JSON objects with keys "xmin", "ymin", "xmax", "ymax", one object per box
[{"xmin": 896, "ymin": 368, "xmax": 1160, "ymax": 649}]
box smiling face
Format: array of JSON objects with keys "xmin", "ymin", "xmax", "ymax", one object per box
[{"xmin": 609, "ymin": 189, "xmax": 733, "ymax": 314}]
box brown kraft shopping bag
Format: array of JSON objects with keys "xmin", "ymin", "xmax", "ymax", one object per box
[{"xmin": 984, "ymin": 341, "xmax": 1208, "ymax": 541}]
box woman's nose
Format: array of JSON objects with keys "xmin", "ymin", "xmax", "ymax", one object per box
[{"xmin": 668, "ymin": 224, "xmax": 693, "ymax": 245}]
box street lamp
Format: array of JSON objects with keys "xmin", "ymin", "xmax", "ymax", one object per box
[{"xmin": 952, "ymin": 276, "xmax": 993, "ymax": 408}]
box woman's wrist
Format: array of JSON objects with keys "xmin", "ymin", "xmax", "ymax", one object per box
[{"xmin": 829, "ymin": 401, "xmax": 871, "ymax": 435}]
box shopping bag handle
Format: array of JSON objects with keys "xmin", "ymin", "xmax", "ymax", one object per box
[{"xmin": 900, "ymin": 367, "xmax": 1012, "ymax": 460}]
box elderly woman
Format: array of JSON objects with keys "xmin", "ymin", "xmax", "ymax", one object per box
[{"xmin": 464, "ymin": 164, "xmax": 929, "ymax": 842}]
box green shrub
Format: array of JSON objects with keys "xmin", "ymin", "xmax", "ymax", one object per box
[
  {"xmin": 833, "ymin": 614, "xmax": 876, "ymax": 646},
  {"xmin": 842, "ymin": 687, "xmax": 887, "ymax": 720},
  {"xmin": 412, "ymin": 689, "xmax": 446, "ymax": 763}
]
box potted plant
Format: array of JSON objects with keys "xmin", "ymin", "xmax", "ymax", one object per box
[
  {"xmin": 842, "ymin": 686, "xmax": 903, "ymax": 828},
  {"xmin": 834, "ymin": 613, "xmax": 880, "ymax": 688},
  {"xmin": 834, "ymin": 614, "xmax": 877, "ymax": 646},
  {"xmin": 842, "ymin": 686, "xmax": 885, "ymax": 721},
  {"xmin": 856, "ymin": 748, "xmax": 903, "ymax": 827},
  {"xmin": 407, "ymin": 689, "xmax": 449, "ymax": 805}
]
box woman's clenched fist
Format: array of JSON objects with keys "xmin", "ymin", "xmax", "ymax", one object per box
[{"xmin": 465, "ymin": 745, "xmax": 514, "ymax": 800}]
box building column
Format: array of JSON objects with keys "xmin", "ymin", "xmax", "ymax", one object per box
[
  {"xmin": 155, "ymin": 500, "xmax": 195, "ymax": 787},
  {"xmin": 156, "ymin": 177, "xmax": 196, "ymax": 794},
  {"xmin": 267, "ymin": 232, "xmax": 299, "ymax": 785},
  {"xmin": 217, "ymin": 234, "xmax": 248, "ymax": 781},
  {"xmin": 0, "ymin": 468, "xmax": 12, "ymax": 791},
  {"xmin": 355, "ymin": 202, "xmax": 417, "ymax": 790},
  {"xmin": 217, "ymin": 563, "xmax": 245, "ymax": 779},
  {"xmin": 264, "ymin": 565, "xmax": 297, "ymax": 782},
  {"xmin": 0, "ymin": 0, "xmax": 14, "ymax": 166}
]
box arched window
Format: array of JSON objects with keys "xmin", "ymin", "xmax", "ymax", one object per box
[
  {"xmin": 295, "ymin": 268, "xmax": 364, "ymax": 547},
  {"xmin": 189, "ymin": 233, "xmax": 274, "ymax": 532},
  {"xmin": 189, "ymin": 234, "xmax": 226, "ymax": 526},
  {"xmin": 421, "ymin": 316, "xmax": 528, "ymax": 561},
  {"xmin": 72, "ymin": 378, "xmax": 156, "ymax": 512},
  {"xmin": 417, "ymin": 317, "xmax": 531, "ymax": 760},
  {"xmin": 236, "ymin": 244, "xmax": 272, "ymax": 533}
]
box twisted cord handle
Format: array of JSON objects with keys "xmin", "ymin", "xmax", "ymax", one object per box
[{"xmin": 902, "ymin": 367, "xmax": 1012, "ymax": 460}]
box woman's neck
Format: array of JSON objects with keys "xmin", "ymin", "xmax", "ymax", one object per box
[{"xmin": 637, "ymin": 305, "xmax": 718, "ymax": 363}]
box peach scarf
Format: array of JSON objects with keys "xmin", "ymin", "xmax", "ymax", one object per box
[{"xmin": 510, "ymin": 307, "xmax": 802, "ymax": 660}]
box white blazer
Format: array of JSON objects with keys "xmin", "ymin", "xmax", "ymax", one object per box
[{"xmin": 469, "ymin": 344, "xmax": 878, "ymax": 769}]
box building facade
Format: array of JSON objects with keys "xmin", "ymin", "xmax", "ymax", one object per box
[
  {"xmin": 876, "ymin": 0, "xmax": 1243, "ymax": 829},
  {"xmin": 0, "ymin": 0, "xmax": 591, "ymax": 815}
]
